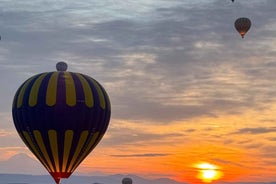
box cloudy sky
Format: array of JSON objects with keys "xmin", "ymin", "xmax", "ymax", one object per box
[{"xmin": 0, "ymin": 0, "xmax": 276, "ymax": 183}]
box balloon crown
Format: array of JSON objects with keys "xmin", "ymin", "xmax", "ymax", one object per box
[{"xmin": 56, "ymin": 61, "xmax": 68, "ymax": 71}]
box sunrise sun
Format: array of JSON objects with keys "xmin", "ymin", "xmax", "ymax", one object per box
[{"xmin": 194, "ymin": 162, "xmax": 223, "ymax": 183}]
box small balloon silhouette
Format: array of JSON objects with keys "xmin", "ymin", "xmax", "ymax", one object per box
[
  {"xmin": 235, "ymin": 17, "xmax": 251, "ymax": 38},
  {"xmin": 122, "ymin": 177, "xmax": 133, "ymax": 184}
]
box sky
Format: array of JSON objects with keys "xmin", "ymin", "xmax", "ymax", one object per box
[{"xmin": 0, "ymin": 0, "xmax": 276, "ymax": 183}]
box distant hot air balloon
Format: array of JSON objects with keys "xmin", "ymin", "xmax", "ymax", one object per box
[
  {"xmin": 12, "ymin": 62, "xmax": 111, "ymax": 184},
  {"xmin": 231, "ymin": 0, "xmax": 234, "ymax": 2},
  {"xmin": 235, "ymin": 17, "xmax": 251, "ymax": 38},
  {"xmin": 122, "ymin": 177, "xmax": 133, "ymax": 184}
]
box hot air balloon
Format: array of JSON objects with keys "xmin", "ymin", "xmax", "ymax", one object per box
[
  {"xmin": 231, "ymin": 0, "xmax": 234, "ymax": 2},
  {"xmin": 122, "ymin": 177, "xmax": 133, "ymax": 184},
  {"xmin": 12, "ymin": 62, "xmax": 111, "ymax": 184},
  {"xmin": 234, "ymin": 17, "xmax": 251, "ymax": 38}
]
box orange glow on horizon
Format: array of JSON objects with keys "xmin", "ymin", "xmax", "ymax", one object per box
[
  {"xmin": 72, "ymin": 110, "xmax": 276, "ymax": 183},
  {"xmin": 194, "ymin": 162, "xmax": 223, "ymax": 183}
]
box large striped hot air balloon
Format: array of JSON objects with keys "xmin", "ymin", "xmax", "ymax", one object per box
[{"xmin": 12, "ymin": 62, "xmax": 111, "ymax": 184}]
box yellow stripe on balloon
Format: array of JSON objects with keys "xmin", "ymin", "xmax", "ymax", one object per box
[
  {"xmin": 71, "ymin": 132, "xmax": 100, "ymax": 172},
  {"xmin": 17, "ymin": 76, "xmax": 36, "ymax": 108},
  {"xmin": 62, "ymin": 130, "xmax": 74, "ymax": 172},
  {"xmin": 48, "ymin": 130, "xmax": 60, "ymax": 172},
  {"xmin": 64, "ymin": 72, "xmax": 76, "ymax": 106},
  {"xmin": 88, "ymin": 78, "xmax": 105, "ymax": 109},
  {"xmin": 22, "ymin": 131, "xmax": 51, "ymax": 172},
  {"xmin": 46, "ymin": 72, "xmax": 58, "ymax": 106},
  {"xmin": 67, "ymin": 131, "xmax": 89, "ymax": 172},
  {"xmin": 75, "ymin": 73, "xmax": 94, "ymax": 107},
  {"xmin": 29, "ymin": 73, "xmax": 47, "ymax": 107},
  {"xmin": 33, "ymin": 130, "xmax": 55, "ymax": 172}
]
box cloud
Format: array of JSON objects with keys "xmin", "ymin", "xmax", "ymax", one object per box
[
  {"xmin": 103, "ymin": 127, "xmax": 185, "ymax": 147},
  {"xmin": 1, "ymin": 0, "xmax": 276, "ymax": 124},
  {"xmin": 267, "ymin": 137, "xmax": 276, "ymax": 141},
  {"xmin": 0, "ymin": 113, "xmax": 15, "ymax": 129},
  {"xmin": 262, "ymin": 145, "xmax": 276, "ymax": 154},
  {"xmin": 111, "ymin": 153, "xmax": 170, "ymax": 157},
  {"xmin": 243, "ymin": 143, "xmax": 264, "ymax": 150},
  {"xmin": 212, "ymin": 158, "xmax": 243, "ymax": 167},
  {"xmin": 0, "ymin": 130, "xmax": 23, "ymax": 147},
  {"xmin": 232, "ymin": 127, "xmax": 276, "ymax": 134},
  {"xmin": 0, "ymin": 131, "xmax": 10, "ymax": 137}
]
